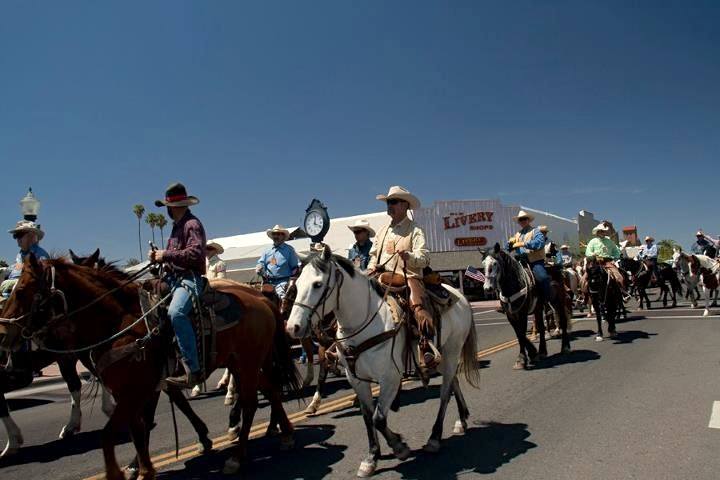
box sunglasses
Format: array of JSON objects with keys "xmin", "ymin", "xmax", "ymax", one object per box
[
  {"xmin": 12, "ymin": 232, "xmax": 27, "ymax": 240},
  {"xmin": 386, "ymin": 199, "xmax": 404, "ymax": 206}
]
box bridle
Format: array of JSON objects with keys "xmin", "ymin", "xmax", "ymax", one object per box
[
  {"xmin": 494, "ymin": 253, "xmax": 531, "ymax": 314},
  {"xmin": 292, "ymin": 261, "xmax": 344, "ymax": 329}
]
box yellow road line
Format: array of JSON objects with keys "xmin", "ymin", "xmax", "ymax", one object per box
[{"xmin": 83, "ymin": 332, "xmax": 541, "ymax": 479}]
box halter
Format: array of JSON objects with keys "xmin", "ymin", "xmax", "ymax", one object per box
[
  {"xmin": 495, "ymin": 254, "xmax": 532, "ymax": 314},
  {"xmin": 292, "ymin": 261, "xmax": 344, "ymax": 328}
]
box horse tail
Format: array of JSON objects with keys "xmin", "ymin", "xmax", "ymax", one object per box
[
  {"xmin": 269, "ymin": 303, "xmax": 302, "ymax": 397},
  {"xmin": 460, "ymin": 307, "xmax": 481, "ymax": 389}
]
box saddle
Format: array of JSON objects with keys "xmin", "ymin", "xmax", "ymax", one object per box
[{"xmin": 377, "ymin": 271, "xmax": 453, "ymax": 306}]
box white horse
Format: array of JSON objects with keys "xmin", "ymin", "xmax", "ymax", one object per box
[
  {"xmin": 286, "ymin": 246, "xmax": 480, "ymax": 478},
  {"xmin": 672, "ymin": 248, "xmax": 700, "ymax": 308}
]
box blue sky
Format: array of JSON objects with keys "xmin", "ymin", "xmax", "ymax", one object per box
[{"xmin": 1, "ymin": 1, "xmax": 718, "ymax": 263}]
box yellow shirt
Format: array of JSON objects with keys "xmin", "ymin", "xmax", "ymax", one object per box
[{"xmin": 367, "ymin": 217, "xmax": 429, "ymax": 278}]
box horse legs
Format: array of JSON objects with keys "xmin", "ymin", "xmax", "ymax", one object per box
[
  {"xmin": 165, "ymin": 387, "xmax": 213, "ymax": 453},
  {"xmin": 223, "ymin": 367, "xmax": 259, "ymax": 475},
  {"xmin": 555, "ymin": 295, "xmax": 571, "ymax": 353},
  {"xmin": 305, "ymin": 345, "xmax": 329, "ymax": 415},
  {"xmin": 103, "ymin": 396, "xmax": 147, "ymax": 480},
  {"xmin": 57, "ymin": 357, "xmax": 83, "ymax": 439},
  {"xmin": 259, "ymin": 370, "xmax": 295, "ymax": 449},
  {"xmin": 353, "ymin": 380, "xmax": 381, "ymax": 478},
  {"xmin": 703, "ymin": 286, "xmax": 711, "ymax": 317},
  {"xmin": 0, "ymin": 394, "xmax": 24, "ymax": 458},
  {"xmin": 534, "ymin": 307, "xmax": 547, "ymax": 359},
  {"xmin": 451, "ymin": 377, "xmax": 470, "ymax": 435},
  {"xmin": 224, "ymin": 373, "xmax": 237, "ymax": 406},
  {"xmin": 424, "ymin": 358, "xmax": 462, "ymax": 453},
  {"xmin": 301, "ymin": 336, "xmax": 315, "ymax": 387},
  {"xmin": 507, "ymin": 313, "xmax": 536, "ymax": 369},
  {"xmin": 372, "ymin": 375, "xmax": 409, "ymax": 460},
  {"xmin": 593, "ymin": 299, "xmax": 604, "ymax": 341}
]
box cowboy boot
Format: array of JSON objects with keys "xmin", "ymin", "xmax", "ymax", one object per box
[{"xmin": 166, "ymin": 360, "xmax": 205, "ymax": 389}]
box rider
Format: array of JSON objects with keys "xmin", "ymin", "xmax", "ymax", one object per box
[
  {"xmin": 559, "ymin": 245, "xmax": 574, "ymax": 268},
  {"xmin": 205, "ymin": 241, "xmax": 227, "ymax": 280},
  {"xmin": 347, "ymin": 219, "xmax": 375, "ymax": 271},
  {"xmin": 366, "ymin": 186, "xmax": 437, "ymax": 367},
  {"xmin": 1, "ymin": 221, "xmax": 49, "ymax": 299},
  {"xmin": 148, "ymin": 182, "xmax": 207, "ymax": 389},
  {"xmin": 637, "ymin": 236, "xmax": 660, "ymax": 281},
  {"xmin": 584, "ymin": 222, "xmax": 626, "ymax": 290},
  {"xmin": 507, "ymin": 210, "xmax": 552, "ymax": 301},
  {"xmin": 693, "ymin": 230, "xmax": 718, "ymax": 258},
  {"xmin": 256, "ymin": 225, "xmax": 300, "ymax": 300}
]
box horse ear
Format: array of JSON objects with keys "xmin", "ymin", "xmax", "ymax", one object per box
[
  {"xmin": 69, "ymin": 249, "xmax": 79, "ymax": 263},
  {"xmin": 25, "ymin": 252, "xmax": 41, "ymax": 272},
  {"xmin": 322, "ymin": 244, "xmax": 332, "ymax": 262},
  {"xmin": 89, "ymin": 249, "xmax": 100, "ymax": 265},
  {"xmin": 297, "ymin": 252, "xmax": 310, "ymax": 265},
  {"xmin": 493, "ymin": 242, "xmax": 501, "ymax": 254}
]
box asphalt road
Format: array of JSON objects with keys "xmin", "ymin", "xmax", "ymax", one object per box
[{"xmin": 2, "ymin": 297, "xmax": 720, "ymax": 479}]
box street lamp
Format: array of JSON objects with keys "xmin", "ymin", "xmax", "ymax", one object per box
[{"xmin": 20, "ymin": 188, "xmax": 40, "ymax": 222}]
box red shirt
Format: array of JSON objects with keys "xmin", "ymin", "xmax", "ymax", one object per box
[{"xmin": 163, "ymin": 210, "xmax": 207, "ymax": 275}]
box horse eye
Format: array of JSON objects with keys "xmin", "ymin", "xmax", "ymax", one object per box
[{"xmin": 312, "ymin": 281, "xmax": 323, "ymax": 289}]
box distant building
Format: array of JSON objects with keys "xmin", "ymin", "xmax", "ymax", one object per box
[{"xmin": 622, "ymin": 225, "xmax": 640, "ymax": 246}]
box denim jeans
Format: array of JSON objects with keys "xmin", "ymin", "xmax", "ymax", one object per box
[
  {"xmin": 272, "ymin": 280, "xmax": 289, "ymax": 299},
  {"xmin": 168, "ymin": 276, "xmax": 200, "ymax": 373},
  {"xmin": 530, "ymin": 261, "xmax": 553, "ymax": 302}
]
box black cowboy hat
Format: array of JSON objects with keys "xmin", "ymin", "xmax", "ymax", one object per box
[{"xmin": 155, "ymin": 182, "xmax": 200, "ymax": 207}]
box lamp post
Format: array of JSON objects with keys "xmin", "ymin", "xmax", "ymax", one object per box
[{"xmin": 20, "ymin": 188, "xmax": 40, "ymax": 222}]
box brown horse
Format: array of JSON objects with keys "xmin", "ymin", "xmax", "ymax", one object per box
[{"xmin": 0, "ymin": 254, "xmax": 300, "ymax": 479}]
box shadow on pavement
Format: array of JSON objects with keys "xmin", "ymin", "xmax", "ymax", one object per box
[
  {"xmin": 7, "ymin": 397, "xmax": 53, "ymax": 411},
  {"xmin": 375, "ymin": 421, "xmax": 536, "ymax": 477},
  {"xmin": 531, "ymin": 349, "xmax": 601, "ymax": 370},
  {"xmin": 612, "ymin": 330, "xmax": 657, "ymax": 344},
  {"xmin": 570, "ymin": 329, "xmax": 596, "ymax": 339},
  {"xmin": 0, "ymin": 429, "xmax": 130, "ymax": 468},
  {"xmin": 157, "ymin": 424, "xmax": 343, "ymax": 479}
]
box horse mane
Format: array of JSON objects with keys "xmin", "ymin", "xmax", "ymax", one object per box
[
  {"xmin": 308, "ymin": 251, "xmax": 386, "ymax": 297},
  {"xmin": 47, "ymin": 257, "xmax": 133, "ymax": 290}
]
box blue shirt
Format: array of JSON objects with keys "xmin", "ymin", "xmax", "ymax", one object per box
[
  {"xmin": 9, "ymin": 244, "xmax": 50, "ymax": 280},
  {"xmin": 257, "ymin": 243, "xmax": 299, "ymax": 283},
  {"xmin": 508, "ymin": 227, "xmax": 546, "ymax": 255},
  {"xmin": 348, "ymin": 241, "xmax": 373, "ymax": 271},
  {"xmin": 638, "ymin": 243, "xmax": 658, "ymax": 260}
]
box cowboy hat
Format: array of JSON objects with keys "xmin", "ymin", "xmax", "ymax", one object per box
[
  {"xmin": 8, "ymin": 220, "xmax": 44, "ymax": 241},
  {"xmin": 512, "ymin": 210, "xmax": 535, "ymax": 222},
  {"xmin": 697, "ymin": 230, "xmax": 704, "ymax": 237},
  {"xmin": 619, "ymin": 240, "xmax": 629, "ymax": 248},
  {"xmin": 560, "ymin": 244, "xmax": 570, "ymax": 250},
  {"xmin": 538, "ymin": 225, "xmax": 550, "ymax": 234},
  {"xmin": 644, "ymin": 236, "xmax": 654, "ymax": 242},
  {"xmin": 592, "ymin": 223, "xmax": 611, "ymax": 235},
  {"xmin": 266, "ymin": 225, "xmax": 290, "ymax": 240},
  {"xmin": 206, "ymin": 241, "xmax": 224, "ymax": 255},
  {"xmin": 347, "ymin": 219, "xmax": 376, "ymax": 238},
  {"xmin": 154, "ymin": 182, "xmax": 200, "ymax": 207},
  {"xmin": 376, "ymin": 186, "xmax": 421, "ymax": 210}
]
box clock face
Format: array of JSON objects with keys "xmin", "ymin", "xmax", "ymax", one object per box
[{"xmin": 304, "ymin": 211, "xmax": 324, "ymax": 236}]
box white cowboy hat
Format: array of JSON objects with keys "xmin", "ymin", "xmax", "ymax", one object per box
[
  {"xmin": 376, "ymin": 186, "xmax": 421, "ymax": 210},
  {"xmin": 512, "ymin": 210, "xmax": 535, "ymax": 222},
  {"xmin": 619, "ymin": 240, "xmax": 629, "ymax": 248},
  {"xmin": 560, "ymin": 244, "xmax": 570, "ymax": 250},
  {"xmin": 696, "ymin": 230, "xmax": 704, "ymax": 236},
  {"xmin": 644, "ymin": 236, "xmax": 654, "ymax": 242},
  {"xmin": 154, "ymin": 182, "xmax": 200, "ymax": 207},
  {"xmin": 206, "ymin": 241, "xmax": 224, "ymax": 255},
  {"xmin": 266, "ymin": 225, "xmax": 290, "ymax": 240},
  {"xmin": 592, "ymin": 223, "xmax": 611, "ymax": 235},
  {"xmin": 538, "ymin": 225, "xmax": 550, "ymax": 234},
  {"xmin": 347, "ymin": 219, "xmax": 376, "ymax": 238},
  {"xmin": 8, "ymin": 220, "xmax": 45, "ymax": 241}
]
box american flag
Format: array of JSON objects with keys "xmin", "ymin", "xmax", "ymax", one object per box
[{"xmin": 465, "ymin": 265, "xmax": 486, "ymax": 282}]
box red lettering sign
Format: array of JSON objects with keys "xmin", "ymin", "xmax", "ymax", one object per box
[
  {"xmin": 454, "ymin": 237, "xmax": 487, "ymax": 247},
  {"xmin": 443, "ymin": 211, "xmax": 495, "ymax": 230}
]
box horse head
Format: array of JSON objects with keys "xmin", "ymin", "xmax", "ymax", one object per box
[{"xmin": 69, "ymin": 248, "xmax": 101, "ymax": 268}]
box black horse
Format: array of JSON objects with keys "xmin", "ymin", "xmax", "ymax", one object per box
[
  {"xmin": 485, "ymin": 244, "xmax": 571, "ymax": 370},
  {"xmin": 586, "ymin": 261, "xmax": 621, "ymax": 340},
  {"xmin": 621, "ymin": 257, "xmax": 680, "ymax": 309}
]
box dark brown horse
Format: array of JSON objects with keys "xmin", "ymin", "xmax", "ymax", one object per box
[{"xmin": 0, "ymin": 254, "xmax": 300, "ymax": 479}]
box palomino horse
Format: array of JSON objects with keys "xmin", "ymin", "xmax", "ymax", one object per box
[
  {"xmin": 286, "ymin": 247, "xmax": 480, "ymax": 478},
  {"xmin": 0, "ymin": 254, "xmax": 300, "ymax": 479},
  {"xmin": 483, "ymin": 245, "xmax": 571, "ymax": 369},
  {"xmin": 585, "ymin": 260, "xmax": 621, "ymax": 341}
]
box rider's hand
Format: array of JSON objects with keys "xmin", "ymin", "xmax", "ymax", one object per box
[
  {"xmin": 397, "ymin": 250, "xmax": 411, "ymax": 261},
  {"xmin": 513, "ymin": 241, "xmax": 525, "ymax": 249},
  {"xmin": 255, "ymin": 265, "xmax": 263, "ymax": 274},
  {"xmin": 148, "ymin": 249, "xmax": 165, "ymax": 263}
]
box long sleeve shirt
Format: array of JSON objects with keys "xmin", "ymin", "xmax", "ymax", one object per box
[
  {"xmin": 8, "ymin": 243, "xmax": 49, "ymax": 280},
  {"xmin": 585, "ymin": 237, "xmax": 621, "ymax": 260},
  {"xmin": 367, "ymin": 217, "xmax": 429, "ymax": 278},
  {"xmin": 637, "ymin": 243, "xmax": 658, "ymax": 260},
  {"xmin": 163, "ymin": 210, "xmax": 207, "ymax": 275},
  {"xmin": 257, "ymin": 243, "xmax": 299, "ymax": 282},
  {"xmin": 206, "ymin": 255, "xmax": 227, "ymax": 280},
  {"xmin": 348, "ymin": 240, "xmax": 373, "ymax": 271}
]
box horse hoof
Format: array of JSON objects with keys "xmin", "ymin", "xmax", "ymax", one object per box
[
  {"xmin": 357, "ymin": 459, "xmax": 377, "ymax": 477},
  {"xmin": 59, "ymin": 425, "xmax": 80, "ymax": 439},
  {"xmin": 124, "ymin": 466, "xmax": 139, "ymax": 480},
  {"xmin": 222, "ymin": 457, "xmax": 243, "ymax": 475},
  {"xmin": 453, "ymin": 420, "xmax": 466, "ymax": 434},
  {"xmin": 223, "ymin": 395, "xmax": 234, "ymax": 406},
  {"xmin": 513, "ymin": 361, "xmax": 525, "ymax": 370},
  {"xmin": 199, "ymin": 437, "xmax": 213, "ymax": 453},
  {"xmin": 704, "ymin": 309, "xmax": 710, "ymax": 317},
  {"xmin": 423, "ymin": 439, "xmax": 441, "ymax": 454},
  {"xmin": 304, "ymin": 403, "xmax": 319, "ymax": 416},
  {"xmin": 227, "ymin": 427, "xmax": 240, "ymax": 443},
  {"xmin": 190, "ymin": 386, "xmax": 201, "ymax": 398},
  {"xmin": 280, "ymin": 434, "xmax": 295, "ymax": 451},
  {"xmin": 266, "ymin": 424, "xmax": 280, "ymax": 437},
  {"xmin": 595, "ymin": 336, "xmax": 604, "ymax": 342},
  {"xmin": 394, "ymin": 442, "xmax": 412, "ymax": 460},
  {"xmin": 0, "ymin": 444, "xmax": 19, "ymax": 458}
]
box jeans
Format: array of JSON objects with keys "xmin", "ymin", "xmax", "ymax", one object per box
[
  {"xmin": 530, "ymin": 261, "xmax": 553, "ymax": 302},
  {"xmin": 272, "ymin": 281, "xmax": 289, "ymax": 299},
  {"xmin": 168, "ymin": 276, "xmax": 200, "ymax": 373}
]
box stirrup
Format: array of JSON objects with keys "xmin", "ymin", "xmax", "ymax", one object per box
[{"xmin": 418, "ymin": 341, "xmax": 442, "ymax": 369}]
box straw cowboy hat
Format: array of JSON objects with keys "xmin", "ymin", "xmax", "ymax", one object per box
[
  {"xmin": 560, "ymin": 244, "xmax": 570, "ymax": 250},
  {"xmin": 376, "ymin": 186, "xmax": 421, "ymax": 210},
  {"xmin": 619, "ymin": 240, "xmax": 629, "ymax": 248},
  {"xmin": 512, "ymin": 210, "xmax": 535, "ymax": 222},
  {"xmin": 154, "ymin": 182, "xmax": 199, "ymax": 207},
  {"xmin": 644, "ymin": 236, "xmax": 654, "ymax": 242},
  {"xmin": 347, "ymin": 219, "xmax": 376, "ymax": 238},
  {"xmin": 8, "ymin": 220, "xmax": 45, "ymax": 241},
  {"xmin": 538, "ymin": 225, "xmax": 550, "ymax": 234},
  {"xmin": 592, "ymin": 223, "xmax": 611, "ymax": 235},
  {"xmin": 206, "ymin": 241, "xmax": 224, "ymax": 255},
  {"xmin": 266, "ymin": 225, "xmax": 290, "ymax": 240}
]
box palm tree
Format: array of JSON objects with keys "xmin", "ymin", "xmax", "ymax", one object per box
[
  {"xmin": 156, "ymin": 213, "xmax": 168, "ymax": 246},
  {"xmin": 145, "ymin": 213, "xmax": 158, "ymax": 245},
  {"xmin": 132, "ymin": 204, "xmax": 145, "ymax": 260}
]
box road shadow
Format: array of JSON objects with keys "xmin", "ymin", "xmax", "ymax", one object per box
[
  {"xmin": 0, "ymin": 429, "xmax": 130, "ymax": 468},
  {"xmin": 612, "ymin": 330, "xmax": 657, "ymax": 344},
  {"xmin": 569, "ymin": 329, "xmax": 596, "ymax": 339},
  {"xmin": 375, "ymin": 421, "xmax": 536, "ymax": 477},
  {"xmin": 532, "ymin": 349, "xmax": 601, "ymax": 370},
  {"xmin": 7, "ymin": 397, "xmax": 53, "ymax": 411},
  {"xmin": 157, "ymin": 424, "xmax": 344, "ymax": 480}
]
